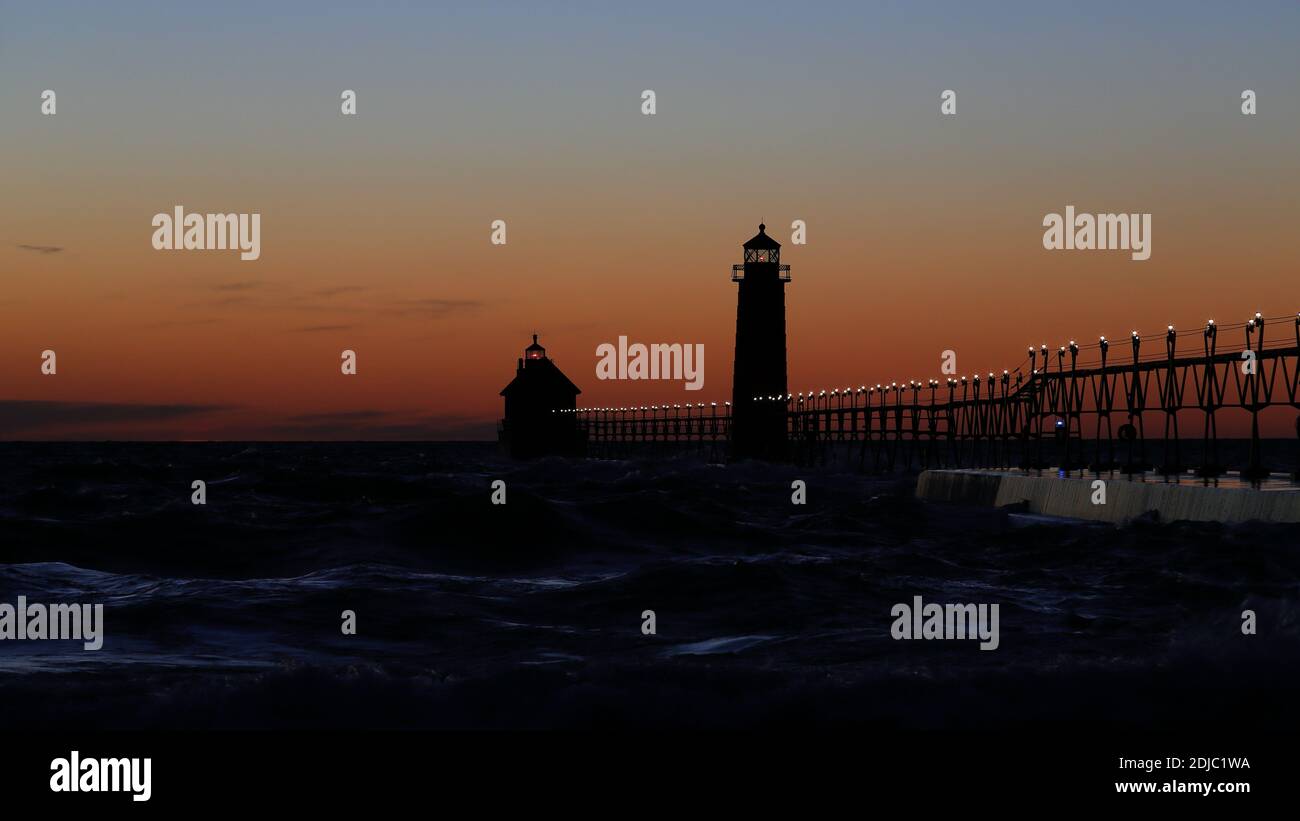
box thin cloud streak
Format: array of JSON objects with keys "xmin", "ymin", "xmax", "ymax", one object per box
[
  {"xmin": 290, "ymin": 324, "xmax": 356, "ymax": 333},
  {"xmin": 384, "ymin": 298, "xmax": 484, "ymax": 319},
  {"xmin": 0, "ymin": 399, "xmax": 232, "ymax": 434}
]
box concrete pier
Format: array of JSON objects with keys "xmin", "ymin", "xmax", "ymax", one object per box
[{"xmin": 916, "ymin": 469, "xmax": 1300, "ymax": 524}]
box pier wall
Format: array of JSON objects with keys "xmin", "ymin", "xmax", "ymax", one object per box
[{"xmin": 916, "ymin": 469, "xmax": 1300, "ymax": 524}]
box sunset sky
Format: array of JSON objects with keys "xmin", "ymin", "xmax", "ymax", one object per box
[{"xmin": 2, "ymin": 0, "xmax": 1298, "ymax": 439}]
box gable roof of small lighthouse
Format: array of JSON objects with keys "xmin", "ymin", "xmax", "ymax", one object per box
[{"xmin": 500, "ymin": 334, "xmax": 582, "ymax": 398}]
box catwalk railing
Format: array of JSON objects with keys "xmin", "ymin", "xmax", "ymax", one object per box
[
  {"xmin": 565, "ymin": 401, "xmax": 734, "ymax": 461},
  {"xmin": 567, "ymin": 313, "xmax": 1300, "ymax": 478}
]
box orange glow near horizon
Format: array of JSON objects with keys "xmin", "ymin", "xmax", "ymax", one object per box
[
  {"xmin": 2, "ymin": 4, "xmax": 1298, "ymax": 440},
  {"xmin": 2, "ymin": 213, "xmax": 1295, "ymax": 439}
]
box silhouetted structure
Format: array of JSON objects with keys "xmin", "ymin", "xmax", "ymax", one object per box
[
  {"xmin": 499, "ymin": 334, "xmax": 582, "ymax": 458},
  {"xmin": 730, "ymin": 223, "xmax": 791, "ymax": 460},
  {"xmin": 576, "ymin": 312, "xmax": 1300, "ymax": 481},
  {"xmin": 534, "ymin": 226, "xmax": 1296, "ymax": 481}
]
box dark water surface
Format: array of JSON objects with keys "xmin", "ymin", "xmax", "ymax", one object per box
[{"xmin": 0, "ymin": 442, "xmax": 1296, "ymax": 731}]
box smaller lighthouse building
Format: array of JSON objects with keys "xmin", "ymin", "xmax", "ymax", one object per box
[{"xmin": 499, "ymin": 334, "xmax": 583, "ymax": 458}]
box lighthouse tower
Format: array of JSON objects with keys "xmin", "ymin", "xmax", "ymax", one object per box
[{"xmin": 730, "ymin": 223, "xmax": 790, "ymax": 461}]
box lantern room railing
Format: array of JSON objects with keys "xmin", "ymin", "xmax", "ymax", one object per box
[{"xmin": 731, "ymin": 263, "xmax": 792, "ymax": 282}]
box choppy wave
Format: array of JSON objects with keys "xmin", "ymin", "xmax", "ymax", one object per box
[{"xmin": 0, "ymin": 442, "xmax": 1297, "ymax": 730}]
